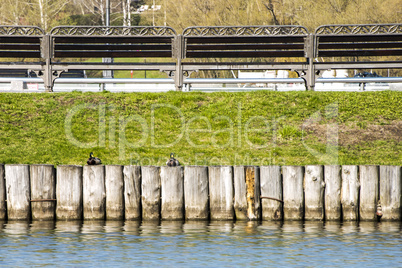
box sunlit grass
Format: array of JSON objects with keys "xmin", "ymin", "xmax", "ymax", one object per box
[{"xmin": 0, "ymin": 91, "xmax": 401, "ymax": 166}]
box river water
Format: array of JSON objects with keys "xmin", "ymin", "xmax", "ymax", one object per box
[{"xmin": 0, "ymin": 220, "xmax": 401, "ymax": 267}]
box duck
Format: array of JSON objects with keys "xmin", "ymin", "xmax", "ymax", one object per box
[
  {"xmin": 166, "ymin": 153, "xmax": 180, "ymax": 166},
  {"xmin": 87, "ymin": 152, "xmax": 102, "ymax": 165}
]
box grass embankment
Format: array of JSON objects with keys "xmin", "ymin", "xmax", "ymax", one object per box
[{"xmin": 0, "ymin": 91, "xmax": 401, "ymax": 166}]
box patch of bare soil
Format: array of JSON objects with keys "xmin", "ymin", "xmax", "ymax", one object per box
[{"xmin": 302, "ymin": 120, "xmax": 402, "ymax": 146}]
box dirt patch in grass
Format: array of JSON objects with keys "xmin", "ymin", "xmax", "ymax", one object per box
[{"xmin": 303, "ymin": 120, "xmax": 402, "ymax": 146}]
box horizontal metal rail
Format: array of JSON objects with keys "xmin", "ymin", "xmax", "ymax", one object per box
[{"xmin": 1, "ymin": 77, "xmax": 401, "ymax": 85}]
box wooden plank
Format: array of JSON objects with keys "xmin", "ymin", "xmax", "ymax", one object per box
[
  {"xmin": 186, "ymin": 50, "xmax": 305, "ymax": 58},
  {"xmin": 0, "ymin": 164, "xmax": 6, "ymax": 220},
  {"xmin": 187, "ymin": 43, "xmax": 304, "ymax": 50},
  {"xmin": 123, "ymin": 165, "xmax": 142, "ymax": 220},
  {"xmin": 161, "ymin": 166, "xmax": 184, "ymax": 220},
  {"xmin": 53, "ymin": 36, "xmax": 173, "ymax": 44},
  {"xmin": 234, "ymin": 166, "xmax": 247, "ymax": 220},
  {"xmin": 282, "ymin": 166, "xmax": 304, "ymax": 220},
  {"xmin": 186, "ymin": 36, "xmax": 306, "ymax": 44},
  {"xmin": 105, "ymin": 165, "xmax": 124, "ymax": 220},
  {"xmin": 260, "ymin": 166, "xmax": 283, "ymax": 221},
  {"xmin": 208, "ymin": 166, "xmax": 234, "ymax": 220},
  {"xmin": 56, "ymin": 165, "xmax": 83, "ymax": 220},
  {"xmin": 54, "ymin": 51, "xmax": 172, "ymax": 58},
  {"xmin": 0, "ymin": 52, "xmax": 41, "ymax": 58},
  {"xmin": 30, "ymin": 164, "xmax": 56, "ymax": 220},
  {"xmin": 234, "ymin": 166, "xmax": 260, "ymax": 220},
  {"xmin": 0, "ymin": 44, "xmax": 41, "ymax": 50},
  {"xmin": 83, "ymin": 165, "xmax": 105, "ymax": 220},
  {"xmin": 317, "ymin": 34, "xmax": 402, "ymax": 43},
  {"xmin": 304, "ymin": 165, "xmax": 325, "ymax": 221},
  {"xmin": 0, "ymin": 36, "xmax": 42, "ymax": 43},
  {"xmin": 341, "ymin": 165, "xmax": 359, "ymax": 221},
  {"xmin": 5, "ymin": 164, "xmax": 30, "ymax": 220},
  {"xmin": 141, "ymin": 166, "xmax": 161, "ymax": 220},
  {"xmin": 318, "ymin": 49, "xmax": 402, "ymax": 57},
  {"xmin": 379, "ymin": 166, "xmax": 401, "ymax": 221},
  {"xmin": 319, "ymin": 42, "xmax": 402, "ymax": 49},
  {"xmin": 184, "ymin": 166, "xmax": 209, "ymax": 220},
  {"xmin": 55, "ymin": 44, "xmax": 171, "ymax": 51},
  {"xmin": 359, "ymin": 165, "xmax": 379, "ymax": 221},
  {"xmin": 324, "ymin": 165, "xmax": 342, "ymax": 221}
]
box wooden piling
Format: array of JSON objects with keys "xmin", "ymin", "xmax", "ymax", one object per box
[
  {"xmin": 56, "ymin": 165, "xmax": 83, "ymax": 220},
  {"xmin": 341, "ymin": 165, "xmax": 359, "ymax": 221},
  {"xmin": 141, "ymin": 166, "xmax": 161, "ymax": 220},
  {"xmin": 184, "ymin": 166, "xmax": 209, "ymax": 220},
  {"xmin": 260, "ymin": 165, "xmax": 283, "ymax": 221},
  {"xmin": 359, "ymin": 165, "xmax": 379, "ymax": 221},
  {"xmin": 105, "ymin": 165, "xmax": 124, "ymax": 220},
  {"xmin": 282, "ymin": 166, "xmax": 304, "ymax": 221},
  {"xmin": 208, "ymin": 166, "xmax": 234, "ymax": 220},
  {"xmin": 5, "ymin": 164, "xmax": 30, "ymax": 220},
  {"xmin": 123, "ymin": 165, "xmax": 141, "ymax": 220},
  {"xmin": 234, "ymin": 166, "xmax": 260, "ymax": 220},
  {"xmin": 0, "ymin": 164, "xmax": 5, "ymax": 220},
  {"xmin": 161, "ymin": 166, "xmax": 184, "ymax": 220},
  {"xmin": 379, "ymin": 166, "xmax": 401, "ymax": 221},
  {"xmin": 324, "ymin": 165, "xmax": 342, "ymax": 221},
  {"xmin": 304, "ymin": 165, "xmax": 325, "ymax": 221},
  {"xmin": 30, "ymin": 164, "xmax": 56, "ymax": 220},
  {"xmin": 83, "ymin": 165, "xmax": 105, "ymax": 220}
]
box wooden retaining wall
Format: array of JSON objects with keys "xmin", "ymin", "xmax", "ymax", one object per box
[{"xmin": 0, "ymin": 164, "xmax": 401, "ymax": 221}]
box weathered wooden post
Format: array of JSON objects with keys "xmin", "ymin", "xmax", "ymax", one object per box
[
  {"xmin": 234, "ymin": 166, "xmax": 260, "ymax": 220},
  {"xmin": 324, "ymin": 165, "xmax": 342, "ymax": 221},
  {"xmin": 141, "ymin": 166, "xmax": 161, "ymax": 220},
  {"xmin": 359, "ymin": 165, "xmax": 379, "ymax": 221},
  {"xmin": 208, "ymin": 166, "xmax": 234, "ymax": 220},
  {"xmin": 5, "ymin": 164, "xmax": 30, "ymax": 220},
  {"xmin": 30, "ymin": 164, "xmax": 56, "ymax": 220},
  {"xmin": 379, "ymin": 166, "xmax": 401, "ymax": 221},
  {"xmin": 282, "ymin": 166, "xmax": 304, "ymax": 221},
  {"xmin": 83, "ymin": 165, "xmax": 105, "ymax": 220},
  {"xmin": 161, "ymin": 166, "xmax": 184, "ymax": 220},
  {"xmin": 123, "ymin": 165, "xmax": 141, "ymax": 220},
  {"xmin": 56, "ymin": 165, "xmax": 83, "ymax": 220},
  {"xmin": 304, "ymin": 165, "xmax": 325, "ymax": 221},
  {"xmin": 184, "ymin": 166, "xmax": 209, "ymax": 220},
  {"xmin": 0, "ymin": 164, "xmax": 5, "ymax": 220},
  {"xmin": 260, "ymin": 165, "xmax": 283, "ymax": 221},
  {"xmin": 341, "ymin": 165, "xmax": 359, "ymax": 221},
  {"xmin": 105, "ymin": 165, "xmax": 124, "ymax": 220}
]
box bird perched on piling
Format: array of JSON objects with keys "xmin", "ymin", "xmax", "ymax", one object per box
[
  {"xmin": 166, "ymin": 153, "xmax": 180, "ymax": 166},
  {"xmin": 87, "ymin": 152, "xmax": 102, "ymax": 165}
]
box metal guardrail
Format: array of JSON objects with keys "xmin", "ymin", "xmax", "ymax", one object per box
[
  {"xmin": 1, "ymin": 77, "xmax": 401, "ymax": 92},
  {"xmin": 0, "ymin": 23, "xmax": 401, "ymax": 92}
]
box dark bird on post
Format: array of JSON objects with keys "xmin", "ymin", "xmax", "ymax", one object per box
[
  {"xmin": 87, "ymin": 152, "xmax": 102, "ymax": 165},
  {"xmin": 166, "ymin": 153, "xmax": 179, "ymax": 166}
]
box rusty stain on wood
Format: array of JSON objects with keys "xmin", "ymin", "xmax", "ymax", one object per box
[{"xmin": 246, "ymin": 167, "xmax": 255, "ymax": 220}]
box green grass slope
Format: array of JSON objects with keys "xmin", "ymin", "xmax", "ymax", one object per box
[{"xmin": 0, "ymin": 91, "xmax": 401, "ymax": 166}]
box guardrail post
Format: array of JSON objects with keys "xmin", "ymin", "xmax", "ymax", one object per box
[
  {"xmin": 304, "ymin": 34, "xmax": 317, "ymax": 91},
  {"xmin": 173, "ymin": 35, "xmax": 184, "ymax": 91}
]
